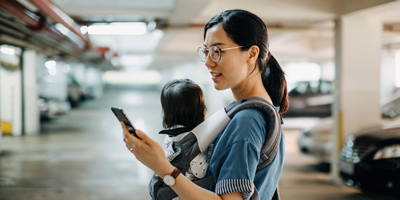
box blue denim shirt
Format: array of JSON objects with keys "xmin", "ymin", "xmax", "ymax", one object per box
[{"xmin": 205, "ymin": 108, "xmax": 285, "ymax": 200}]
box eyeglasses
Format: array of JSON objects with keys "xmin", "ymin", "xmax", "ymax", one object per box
[{"xmin": 197, "ymin": 46, "xmax": 243, "ymax": 62}]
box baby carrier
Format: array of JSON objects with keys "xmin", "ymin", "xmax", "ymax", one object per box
[{"xmin": 149, "ymin": 97, "xmax": 283, "ymax": 200}]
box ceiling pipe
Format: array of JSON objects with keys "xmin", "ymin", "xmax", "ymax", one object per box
[
  {"xmin": 0, "ymin": 0, "xmax": 43, "ymax": 30},
  {"xmin": 1, "ymin": 0, "xmax": 116, "ymax": 64},
  {"xmin": 27, "ymin": 0, "xmax": 93, "ymax": 50},
  {"xmin": 0, "ymin": 0, "xmax": 81, "ymax": 50}
]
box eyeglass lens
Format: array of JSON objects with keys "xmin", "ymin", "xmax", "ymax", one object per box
[{"xmin": 197, "ymin": 46, "xmax": 221, "ymax": 62}]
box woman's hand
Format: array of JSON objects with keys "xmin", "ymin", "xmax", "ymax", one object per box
[
  {"xmin": 122, "ymin": 123, "xmax": 239, "ymax": 200},
  {"xmin": 121, "ymin": 122, "xmax": 174, "ymax": 178}
]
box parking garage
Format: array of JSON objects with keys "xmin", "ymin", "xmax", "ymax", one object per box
[{"xmin": 1, "ymin": 0, "xmax": 400, "ymax": 199}]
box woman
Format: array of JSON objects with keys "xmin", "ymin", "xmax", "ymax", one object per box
[{"xmin": 122, "ymin": 9, "xmax": 288, "ymax": 200}]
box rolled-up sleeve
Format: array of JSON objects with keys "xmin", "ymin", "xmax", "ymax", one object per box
[{"xmin": 212, "ymin": 141, "xmax": 260, "ymax": 199}]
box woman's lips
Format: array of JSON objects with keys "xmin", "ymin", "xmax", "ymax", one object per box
[{"xmin": 211, "ymin": 72, "xmax": 222, "ymax": 81}]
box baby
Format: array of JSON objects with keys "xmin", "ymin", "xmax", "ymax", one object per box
[{"xmin": 159, "ymin": 78, "xmax": 210, "ymax": 181}]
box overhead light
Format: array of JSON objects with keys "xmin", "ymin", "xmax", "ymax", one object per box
[
  {"xmin": 45, "ymin": 60, "xmax": 56, "ymax": 69},
  {"xmin": 80, "ymin": 26, "xmax": 88, "ymax": 34},
  {"xmin": 1, "ymin": 47, "xmax": 15, "ymax": 55},
  {"xmin": 87, "ymin": 22, "xmax": 147, "ymax": 35}
]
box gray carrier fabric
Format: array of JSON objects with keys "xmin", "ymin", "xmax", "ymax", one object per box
[
  {"xmin": 149, "ymin": 133, "xmax": 202, "ymax": 200},
  {"xmin": 225, "ymin": 97, "xmax": 282, "ymax": 170},
  {"xmin": 149, "ymin": 97, "xmax": 282, "ymax": 200}
]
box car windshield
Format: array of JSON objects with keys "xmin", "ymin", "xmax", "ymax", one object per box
[
  {"xmin": 382, "ymin": 96, "xmax": 400, "ymax": 118},
  {"xmin": 290, "ymin": 80, "xmax": 332, "ymax": 95}
]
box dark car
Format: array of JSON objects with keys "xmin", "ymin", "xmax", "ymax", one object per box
[
  {"xmin": 339, "ymin": 126, "xmax": 400, "ymax": 193},
  {"xmin": 285, "ymin": 80, "xmax": 333, "ymax": 117}
]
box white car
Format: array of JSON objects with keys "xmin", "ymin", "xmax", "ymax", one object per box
[
  {"xmin": 297, "ymin": 91, "xmax": 400, "ymax": 163},
  {"xmin": 297, "ymin": 118, "xmax": 333, "ymax": 163}
]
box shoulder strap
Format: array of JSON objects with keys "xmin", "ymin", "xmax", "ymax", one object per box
[
  {"xmin": 225, "ymin": 97, "xmax": 282, "ymax": 170},
  {"xmin": 225, "ymin": 97, "xmax": 282, "ymax": 200}
]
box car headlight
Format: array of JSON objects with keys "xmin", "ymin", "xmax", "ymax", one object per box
[
  {"xmin": 373, "ymin": 144, "xmax": 400, "ymax": 160},
  {"xmin": 344, "ymin": 135, "xmax": 355, "ymax": 148},
  {"xmin": 341, "ymin": 135, "xmax": 360, "ymax": 163}
]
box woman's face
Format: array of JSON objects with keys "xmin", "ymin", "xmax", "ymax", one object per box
[{"xmin": 204, "ymin": 24, "xmax": 251, "ymax": 91}]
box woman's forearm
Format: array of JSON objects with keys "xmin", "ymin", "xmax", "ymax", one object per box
[
  {"xmin": 170, "ymin": 173, "xmax": 222, "ymax": 200},
  {"xmin": 159, "ymin": 166, "xmax": 242, "ymax": 200}
]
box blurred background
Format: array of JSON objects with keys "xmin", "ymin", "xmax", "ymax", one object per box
[{"xmin": 1, "ymin": 0, "xmax": 400, "ymax": 199}]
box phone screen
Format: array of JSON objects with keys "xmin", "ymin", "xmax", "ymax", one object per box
[{"xmin": 111, "ymin": 107, "xmax": 139, "ymax": 138}]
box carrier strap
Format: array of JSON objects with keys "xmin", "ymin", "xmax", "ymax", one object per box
[{"xmin": 225, "ymin": 97, "xmax": 282, "ymax": 170}]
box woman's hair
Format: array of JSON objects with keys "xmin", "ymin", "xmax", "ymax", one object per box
[
  {"xmin": 204, "ymin": 9, "xmax": 289, "ymax": 115},
  {"xmin": 161, "ymin": 79, "xmax": 206, "ymax": 128}
]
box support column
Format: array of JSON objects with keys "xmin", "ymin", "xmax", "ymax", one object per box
[
  {"xmin": 23, "ymin": 50, "xmax": 40, "ymax": 135},
  {"xmin": 332, "ymin": 14, "xmax": 382, "ymax": 183},
  {"xmin": 0, "ymin": 60, "xmax": 2, "ymax": 154}
]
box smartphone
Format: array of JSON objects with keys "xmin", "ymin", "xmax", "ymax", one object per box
[{"xmin": 111, "ymin": 107, "xmax": 139, "ymax": 138}]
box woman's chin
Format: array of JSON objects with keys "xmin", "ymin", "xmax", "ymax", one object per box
[{"xmin": 213, "ymin": 83, "xmax": 228, "ymax": 91}]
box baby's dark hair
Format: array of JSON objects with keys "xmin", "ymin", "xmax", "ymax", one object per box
[{"xmin": 161, "ymin": 79, "xmax": 206, "ymax": 129}]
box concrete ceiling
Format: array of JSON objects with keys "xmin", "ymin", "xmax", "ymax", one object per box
[
  {"xmin": 48, "ymin": 0, "xmax": 399, "ymax": 27},
  {"xmin": 21, "ymin": 0, "xmax": 400, "ymax": 69}
]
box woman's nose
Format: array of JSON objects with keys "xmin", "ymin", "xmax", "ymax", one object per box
[{"xmin": 205, "ymin": 53, "xmax": 216, "ymax": 68}]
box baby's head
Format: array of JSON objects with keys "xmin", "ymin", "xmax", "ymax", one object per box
[{"xmin": 161, "ymin": 79, "xmax": 206, "ymax": 129}]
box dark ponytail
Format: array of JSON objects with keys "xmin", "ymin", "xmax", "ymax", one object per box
[
  {"xmin": 263, "ymin": 53, "xmax": 289, "ymax": 115},
  {"xmin": 204, "ymin": 9, "xmax": 289, "ymax": 115}
]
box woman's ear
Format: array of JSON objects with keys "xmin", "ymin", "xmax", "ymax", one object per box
[{"xmin": 247, "ymin": 45, "xmax": 259, "ymax": 65}]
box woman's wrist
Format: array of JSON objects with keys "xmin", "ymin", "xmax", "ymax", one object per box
[{"xmin": 156, "ymin": 162, "xmax": 175, "ymax": 179}]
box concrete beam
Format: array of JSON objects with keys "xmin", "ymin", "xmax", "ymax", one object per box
[
  {"xmin": 168, "ymin": 0, "xmax": 212, "ymax": 26},
  {"xmin": 339, "ymin": 0, "xmax": 397, "ymax": 14}
]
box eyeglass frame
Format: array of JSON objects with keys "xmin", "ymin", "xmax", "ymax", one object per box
[{"xmin": 197, "ymin": 46, "xmax": 243, "ymax": 62}]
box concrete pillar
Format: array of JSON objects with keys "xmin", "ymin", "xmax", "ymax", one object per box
[
  {"xmin": 23, "ymin": 50, "xmax": 40, "ymax": 135},
  {"xmin": 13, "ymin": 62, "xmax": 22, "ymax": 136},
  {"xmin": 332, "ymin": 15, "xmax": 382, "ymax": 182},
  {"xmin": 0, "ymin": 67, "xmax": 22, "ymax": 136},
  {"xmin": 0, "ymin": 46, "xmax": 23, "ymax": 136},
  {"xmin": 0, "ymin": 62, "xmax": 2, "ymax": 154}
]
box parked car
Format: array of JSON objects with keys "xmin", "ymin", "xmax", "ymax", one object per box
[
  {"xmin": 382, "ymin": 91, "xmax": 400, "ymax": 119},
  {"xmin": 298, "ymin": 92, "xmax": 400, "ymax": 163},
  {"xmin": 67, "ymin": 75, "xmax": 85, "ymax": 107},
  {"xmin": 39, "ymin": 96, "xmax": 70, "ymax": 120},
  {"xmin": 297, "ymin": 118, "xmax": 333, "ymax": 163},
  {"xmin": 285, "ymin": 80, "xmax": 333, "ymax": 117},
  {"xmin": 339, "ymin": 127, "xmax": 400, "ymax": 192}
]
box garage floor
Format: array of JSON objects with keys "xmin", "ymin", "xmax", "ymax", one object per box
[{"xmin": 0, "ymin": 87, "xmax": 397, "ymax": 200}]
